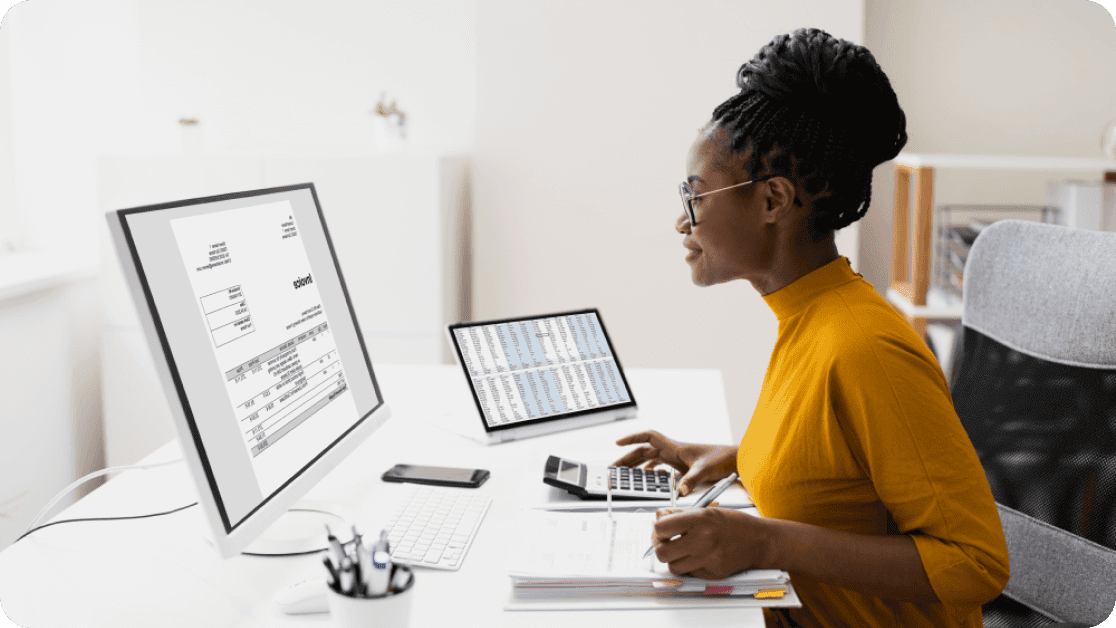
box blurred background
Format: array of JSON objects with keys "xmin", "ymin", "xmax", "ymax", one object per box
[{"xmin": 1, "ymin": 0, "xmax": 1114, "ymax": 550}]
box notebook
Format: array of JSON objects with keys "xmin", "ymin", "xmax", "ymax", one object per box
[
  {"xmin": 504, "ymin": 510, "xmax": 799, "ymax": 611},
  {"xmin": 446, "ymin": 309, "xmax": 637, "ymax": 444}
]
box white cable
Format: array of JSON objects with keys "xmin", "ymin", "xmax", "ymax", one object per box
[{"xmin": 25, "ymin": 458, "xmax": 184, "ymax": 534}]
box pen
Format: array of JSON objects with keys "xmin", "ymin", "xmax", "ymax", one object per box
[
  {"xmin": 325, "ymin": 525, "xmax": 345, "ymax": 571},
  {"xmin": 366, "ymin": 528, "xmax": 392, "ymax": 597},
  {"xmin": 670, "ymin": 469, "xmax": 677, "ymax": 509},
  {"xmin": 354, "ymin": 527, "xmax": 370, "ymax": 596},
  {"xmin": 368, "ymin": 550, "xmax": 392, "ymax": 596},
  {"xmin": 350, "ymin": 525, "xmax": 361, "ymax": 559},
  {"xmin": 390, "ymin": 564, "xmax": 412, "ymax": 593},
  {"xmin": 339, "ymin": 556, "xmax": 356, "ymax": 596},
  {"xmin": 322, "ymin": 555, "xmax": 338, "ymax": 591},
  {"xmin": 642, "ymin": 472, "xmax": 739, "ymax": 559}
]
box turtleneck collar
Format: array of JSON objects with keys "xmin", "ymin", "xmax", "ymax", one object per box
[{"xmin": 762, "ymin": 256, "xmax": 861, "ymax": 322}]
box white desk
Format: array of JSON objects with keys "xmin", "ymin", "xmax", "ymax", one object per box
[{"xmin": 0, "ymin": 366, "xmax": 764, "ymax": 627}]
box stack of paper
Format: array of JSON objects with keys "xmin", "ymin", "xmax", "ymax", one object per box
[{"xmin": 506, "ymin": 511, "xmax": 798, "ymax": 610}]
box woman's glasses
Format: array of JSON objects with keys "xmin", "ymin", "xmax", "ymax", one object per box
[{"xmin": 678, "ymin": 176, "xmax": 774, "ymax": 226}]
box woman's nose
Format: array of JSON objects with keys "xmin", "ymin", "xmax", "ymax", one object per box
[{"xmin": 676, "ymin": 213, "xmax": 692, "ymax": 234}]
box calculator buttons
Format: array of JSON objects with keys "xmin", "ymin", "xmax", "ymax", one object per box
[{"xmin": 600, "ymin": 466, "xmax": 678, "ymax": 496}]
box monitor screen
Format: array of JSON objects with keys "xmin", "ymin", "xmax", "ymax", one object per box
[
  {"xmin": 113, "ymin": 184, "xmax": 383, "ymax": 537},
  {"xmin": 448, "ymin": 310, "xmax": 634, "ymax": 432}
]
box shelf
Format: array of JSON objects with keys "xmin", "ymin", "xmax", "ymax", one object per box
[
  {"xmin": 887, "ymin": 288, "xmax": 963, "ymax": 320},
  {"xmin": 894, "ymin": 153, "xmax": 1116, "ymax": 171}
]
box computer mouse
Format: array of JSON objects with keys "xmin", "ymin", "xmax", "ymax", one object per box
[{"xmin": 273, "ymin": 576, "xmax": 329, "ymax": 614}]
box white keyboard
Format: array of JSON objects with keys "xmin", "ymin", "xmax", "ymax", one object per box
[{"xmin": 384, "ymin": 485, "xmax": 491, "ymax": 571}]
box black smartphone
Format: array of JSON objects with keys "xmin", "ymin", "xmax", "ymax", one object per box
[{"xmin": 381, "ymin": 464, "xmax": 490, "ymax": 488}]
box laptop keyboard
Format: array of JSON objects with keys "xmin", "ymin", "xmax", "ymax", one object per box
[{"xmin": 384, "ymin": 485, "xmax": 491, "ymax": 571}]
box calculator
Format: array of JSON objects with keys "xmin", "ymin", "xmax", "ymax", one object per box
[{"xmin": 542, "ymin": 455, "xmax": 674, "ymax": 500}]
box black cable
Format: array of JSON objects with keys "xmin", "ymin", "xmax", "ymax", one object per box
[
  {"xmin": 13, "ymin": 502, "xmax": 199, "ymax": 545},
  {"xmin": 243, "ymin": 548, "xmax": 327, "ymax": 557},
  {"xmin": 14, "ymin": 502, "xmax": 330, "ymax": 557}
]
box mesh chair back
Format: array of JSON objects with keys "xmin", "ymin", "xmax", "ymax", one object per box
[{"xmin": 952, "ymin": 220, "xmax": 1116, "ymax": 549}]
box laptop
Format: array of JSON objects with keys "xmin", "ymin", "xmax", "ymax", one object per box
[{"xmin": 446, "ymin": 309, "xmax": 637, "ymax": 444}]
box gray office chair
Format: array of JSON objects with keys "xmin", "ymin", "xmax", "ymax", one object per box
[{"xmin": 948, "ymin": 220, "xmax": 1116, "ymax": 627}]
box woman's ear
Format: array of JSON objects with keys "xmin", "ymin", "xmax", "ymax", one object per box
[{"xmin": 762, "ymin": 176, "xmax": 799, "ymax": 223}]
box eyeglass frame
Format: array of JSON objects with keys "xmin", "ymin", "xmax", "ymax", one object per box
[{"xmin": 679, "ymin": 175, "xmax": 775, "ymax": 226}]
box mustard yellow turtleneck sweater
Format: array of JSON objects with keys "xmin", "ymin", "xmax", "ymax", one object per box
[{"xmin": 738, "ymin": 256, "xmax": 1008, "ymax": 628}]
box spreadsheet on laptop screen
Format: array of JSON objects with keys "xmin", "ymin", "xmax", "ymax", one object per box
[{"xmin": 451, "ymin": 312, "xmax": 632, "ymax": 429}]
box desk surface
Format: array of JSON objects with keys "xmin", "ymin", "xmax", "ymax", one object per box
[{"xmin": 0, "ymin": 365, "xmax": 765, "ymax": 628}]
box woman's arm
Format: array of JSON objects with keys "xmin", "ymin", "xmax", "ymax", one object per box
[
  {"xmin": 652, "ymin": 508, "xmax": 938, "ymax": 603},
  {"xmin": 760, "ymin": 516, "xmax": 937, "ymax": 602}
]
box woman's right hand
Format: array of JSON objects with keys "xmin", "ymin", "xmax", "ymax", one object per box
[{"xmin": 613, "ymin": 431, "xmax": 737, "ymax": 496}]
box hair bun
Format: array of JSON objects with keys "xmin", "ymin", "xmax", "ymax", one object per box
[{"xmin": 737, "ymin": 28, "xmax": 906, "ymax": 167}]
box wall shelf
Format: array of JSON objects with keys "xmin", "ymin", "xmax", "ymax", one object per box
[
  {"xmin": 886, "ymin": 288, "xmax": 963, "ymax": 320},
  {"xmin": 888, "ymin": 153, "xmax": 1116, "ymax": 339}
]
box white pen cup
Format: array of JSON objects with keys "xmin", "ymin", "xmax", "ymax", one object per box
[{"xmin": 327, "ymin": 565, "xmax": 414, "ymax": 628}]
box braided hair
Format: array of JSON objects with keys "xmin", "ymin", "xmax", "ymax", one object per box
[{"xmin": 711, "ymin": 28, "xmax": 907, "ymax": 241}]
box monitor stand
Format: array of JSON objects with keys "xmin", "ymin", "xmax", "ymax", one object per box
[{"xmin": 202, "ymin": 500, "xmax": 356, "ymax": 556}]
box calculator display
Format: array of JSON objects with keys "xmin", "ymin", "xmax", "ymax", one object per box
[{"xmin": 557, "ymin": 459, "xmax": 581, "ymax": 484}]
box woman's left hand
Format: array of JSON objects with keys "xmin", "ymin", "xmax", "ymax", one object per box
[{"xmin": 652, "ymin": 507, "xmax": 772, "ymax": 580}]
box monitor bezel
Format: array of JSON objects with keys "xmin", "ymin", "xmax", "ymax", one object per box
[
  {"xmin": 446, "ymin": 308, "xmax": 637, "ymax": 434},
  {"xmin": 107, "ymin": 182, "xmax": 389, "ymax": 558}
]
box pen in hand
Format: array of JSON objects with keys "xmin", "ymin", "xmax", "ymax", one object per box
[{"xmin": 642, "ymin": 472, "xmax": 739, "ymax": 560}]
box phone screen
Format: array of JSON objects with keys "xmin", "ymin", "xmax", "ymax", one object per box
[{"xmin": 391, "ymin": 465, "xmax": 480, "ymax": 482}]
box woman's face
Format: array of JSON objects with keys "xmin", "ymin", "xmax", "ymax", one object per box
[{"xmin": 678, "ymin": 126, "xmax": 774, "ymax": 287}]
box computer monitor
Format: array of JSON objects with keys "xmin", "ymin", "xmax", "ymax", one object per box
[{"xmin": 107, "ymin": 182, "xmax": 390, "ymax": 559}]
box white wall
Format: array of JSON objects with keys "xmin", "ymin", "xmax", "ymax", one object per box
[
  {"xmin": 859, "ymin": 0, "xmax": 1116, "ymax": 292},
  {"xmin": 130, "ymin": 0, "xmax": 475, "ymax": 157},
  {"xmin": 0, "ymin": 18, "xmax": 22, "ymax": 250},
  {"xmin": 4, "ymin": 0, "xmax": 476, "ymax": 251},
  {"xmin": 474, "ymin": 0, "xmax": 865, "ymax": 442}
]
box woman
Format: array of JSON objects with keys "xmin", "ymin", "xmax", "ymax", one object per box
[{"xmin": 614, "ymin": 28, "xmax": 1009, "ymax": 628}]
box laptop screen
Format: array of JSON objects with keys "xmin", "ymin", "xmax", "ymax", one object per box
[{"xmin": 448, "ymin": 309, "xmax": 635, "ymax": 433}]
